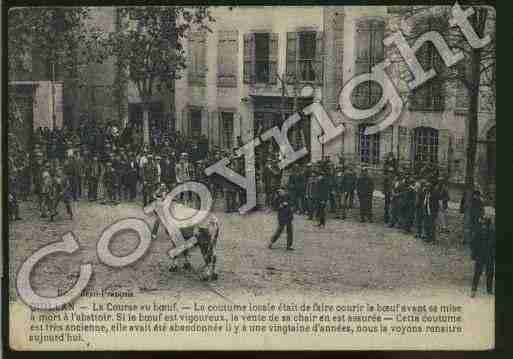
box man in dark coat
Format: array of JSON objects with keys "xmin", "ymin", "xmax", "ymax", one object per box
[
  {"xmin": 460, "ymin": 188, "xmax": 484, "ymax": 244},
  {"xmin": 470, "ymin": 210, "xmax": 495, "ymax": 297},
  {"xmin": 268, "ymin": 187, "xmax": 294, "ymax": 250},
  {"xmin": 402, "ymin": 176, "xmax": 416, "ymax": 232},
  {"xmin": 388, "ymin": 175, "xmax": 402, "ymax": 228},
  {"xmin": 343, "ymin": 167, "xmax": 356, "ymax": 209},
  {"xmin": 142, "ymin": 154, "xmax": 158, "ymax": 206},
  {"xmin": 383, "ymin": 169, "xmax": 394, "ymax": 224},
  {"xmin": 334, "ymin": 168, "xmax": 345, "ymax": 219},
  {"xmin": 86, "ymin": 155, "xmax": 102, "ymax": 201},
  {"xmin": 356, "ymin": 168, "xmax": 374, "ymax": 222},
  {"xmin": 422, "ymin": 182, "xmax": 440, "ymax": 243},
  {"xmin": 127, "ymin": 151, "xmax": 139, "ymax": 200},
  {"xmin": 316, "ymin": 172, "xmax": 330, "ymax": 227}
]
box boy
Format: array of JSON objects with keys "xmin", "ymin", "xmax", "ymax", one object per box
[{"xmin": 268, "ymin": 187, "xmax": 294, "ymax": 250}]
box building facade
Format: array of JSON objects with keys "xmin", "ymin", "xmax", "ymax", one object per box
[{"xmin": 174, "ymin": 6, "xmax": 495, "ymax": 190}]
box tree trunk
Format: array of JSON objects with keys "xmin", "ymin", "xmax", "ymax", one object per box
[
  {"xmin": 142, "ymin": 103, "xmax": 150, "ymax": 146},
  {"xmin": 463, "ymin": 48, "xmax": 482, "ymax": 244}
]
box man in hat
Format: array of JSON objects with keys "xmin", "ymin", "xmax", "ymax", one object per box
[
  {"xmin": 334, "ymin": 167, "xmax": 346, "ymax": 219},
  {"xmin": 402, "ymin": 175, "xmax": 416, "ymax": 233},
  {"xmin": 8, "ymin": 171, "xmax": 22, "ymax": 221},
  {"xmin": 414, "ymin": 178, "xmax": 427, "ymax": 239},
  {"xmin": 383, "ymin": 165, "xmax": 394, "ymax": 224},
  {"xmin": 470, "ymin": 208, "xmax": 495, "ymax": 297},
  {"xmin": 268, "ymin": 187, "xmax": 294, "ymax": 250},
  {"xmin": 316, "ymin": 169, "xmax": 330, "ymax": 227},
  {"xmin": 422, "ymin": 181, "xmax": 440, "ymax": 243},
  {"xmin": 356, "ymin": 168, "xmax": 374, "ymax": 222},
  {"xmin": 388, "ymin": 173, "xmax": 402, "ymax": 228},
  {"xmin": 49, "ymin": 167, "xmax": 73, "ymax": 221},
  {"xmin": 127, "ymin": 151, "xmax": 139, "ymax": 200},
  {"xmin": 142, "ymin": 154, "xmax": 158, "ymax": 206},
  {"xmin": 437, "ymin": 177, "xmax": 450, "ymax": 234},
  {"xmin": 305, "ymin": 166, "xmax": 317, "ymax": 220},
  {"xmin": 32, "ymin": 152, "xmax": 44, "ymax": 210},
  {"xmin": 102, "ymin": 161, "xmax": 117, "ymax": 205},
  {"xmin": 175, "ymin": 152, "xmax": 192, "ymax": 204},
  {"xmin": 40, "ymin": 162, "xmax": 53, "ymax": 218},
  {"xmin": 343, "ymin": 167, "xmax": 356, "ymax": 210},
  {"xmin": 86, "ymin": 155, "xmax": 102, "ymax": 201}
]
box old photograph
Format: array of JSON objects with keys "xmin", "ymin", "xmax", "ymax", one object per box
[{"xmin": 6, "ymin": 4, "xmax": 496, "ymax": 350}]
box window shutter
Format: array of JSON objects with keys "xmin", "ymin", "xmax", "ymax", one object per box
[
  {"xmin": 186, "ymin": 108, "xmax": 191, "ymax": 136},
  {"xmin": 209, "ymin": 111, "xmax": 219, "ymax": 147},
  {"xmin": 408, "ymin": 128, "xmax": 415, "ymax": 164},
  {"xmin": 243, "ymin": 33, "xmax": 255, "ymax": 84},
  {"xmin": 286, "ymin": 32, "xmax": 298, "ymax": 83},
  {"xmin": 199, "ymin": 35, "xmax": 207, "ymax": 84},
  {"xmin": 269, "ymin": 33, "xmax": 279, "ymax": 84},
  {"xmin": 355, "ymin": 22, "xmax": 370, "ymax": 75},
  {"xmin": 188, "ymin": 33, "xmax": 207, "ymax": 85},
  {"xmin": 438, "ymin": 129, "xmax": 450, "ymax": 169},
  {"xmin": 371, "ymin": 21, "xmax": 385, "ymax": 64},
  {"xmin": 218, "ymin": 30, "xmax": 239, "ymax": 88},
  {"xmin": 314, "ymin": 31, "xmax": 324, "ymax": 83}
]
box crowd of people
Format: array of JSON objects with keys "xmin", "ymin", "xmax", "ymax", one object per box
[{"xmin": 8, "ymin": 120, "xmax": 495, "ymax": 295}]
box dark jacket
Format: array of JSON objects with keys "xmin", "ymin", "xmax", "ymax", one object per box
[
  {"xmin": 317, "ymin": 176, "xmax": 331, "ymax": 201},
  {"xmin": 471, "ymin": 218, "xmax": 496, "ymax": 262},
  {"xmin": 357, "ymin": 175, "xmax": 374, "ymax": 198},
  {"xmin": 343, "ymin": 172, "xmax": 356, "ymax": 193},
  {"xmin": 274, "ymin": 194, "xmax": 293, "ymax": 225},
  {"xmin": 422, "ymin": 189, "xmax": 440, "ymax": 217}
]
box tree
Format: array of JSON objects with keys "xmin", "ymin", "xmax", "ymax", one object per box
[
  {"xmin": 107, "ymin": 6, "xmax": 214, "ymax": 145},
  {"xmin": 388, "ymin": 5, "xmax": 495, "ymax": 243},
  {"xmin": 8, "ymin": 7, "xmax": 108, "ymax": 150}
]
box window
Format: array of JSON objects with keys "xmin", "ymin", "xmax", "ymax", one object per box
[
  {"xmin": 352, "ymin": 19, "xmax": 385, "ymax": 110},
  {"xmin": 255, "ymin": 33, "xmax": 271, "ymax": 83},
  {"xmin": 243, "ymin": 33, "xmax": 278, "ymax": 84},
  {"xmin": 358, "ymin": 125, "xmax": 380, "ymax": 165},
  {"xmin": 286, "ymin": 31, "xmax": 323, "ymax": 83},
  {"xmin": 409, "ymin": 17, "xmax": 446, "ymax": 111},
  {"xmin": 220, "ymin": 112, "xmax": 234, "ymax": 149},
  {"xmin": 189, "ymin": 109, "xmax": 202, "ymax": 138},
  {"xmin": 188, "ymin": 32, "xmax": 207, "ymax": 85},
  {"xmin": 217, "ymin": 31, "xmax": 239, "ymax": 87},
  {"xmin": 414, "ymin": 127, "xmax": 438, "ymax": 164}
]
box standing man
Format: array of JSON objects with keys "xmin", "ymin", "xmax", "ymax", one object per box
[
  {"xmin": 49, "ymin": 167, "xmax": 73, "ymax": 221},
  {"xmin": 343, "ymin": 167, "xmax": 356, "ymax": 210},
  {"xmin": 86, "ymin": 155, "xmax": 102, "ymax": 201},
  {"xmin": 356, "ymin": 168, "xmax": 374, "ymax": 223},
  {"xmin": 388, "ymin": 174, "xmax": 402, "ymax": 228},
  {"xmin": 102, "ymin": 161, "xmax": 117, "ymax": 205},
  {"xmin": 422, "ymin": 181, "xmax": 439, "ymax": 243},
  {"xmin": 142, "ymin": 154, "xmax": 158, "ymax": 206},
  {"xmin": 383, "ymin": 168, "xmax": 394, "ymax": 224},
  {"xmin": 437, "ymin": 177, "xmax": 450, "ymax": 234},
  {"xmin": 470, "ymin": 209, "xmax": 495, "ymax": 297},
  {"xmin": 75, "ymin": 152, "xmax": 86, "ymax": 200},
  {"xmin": 316, "ymin": 170, "xmax": 330, "ymax": 227},
  {"xmin": 268, "ymin": 187, "xmax": 294, "ymax": 251},
  {"xmin": 40, "ymin": 163, "xmax": 53, "ymax": 218},
  {"xmin": 414, "ymin": 179, "xmax": 426, "ymax": 239},
  {"xmin": 335, "ymin": 167, "xmax": 346, "ymax": 219},
  {"xmin": 305, "ymin": 167, "xmax": 317, "ymax": 220},
  {"xmin": 127, "ymin": 151, "xmax": 139, "ymax": 201},
  {"xmin": 175, "ymin": 152, "xmax": 192, "ymax": 205}
]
